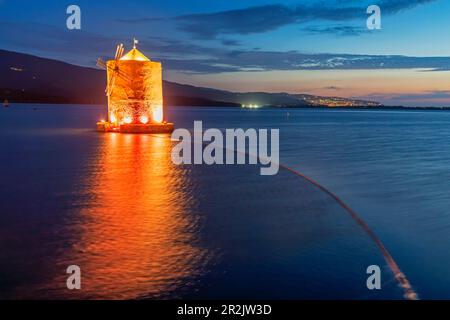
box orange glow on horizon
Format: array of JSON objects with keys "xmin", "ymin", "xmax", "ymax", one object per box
[{"xmin": 167, "ymin": 68, "xmax": 450, "ymax": 106}]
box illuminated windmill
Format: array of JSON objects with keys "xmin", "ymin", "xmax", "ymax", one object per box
[{"xmin": 96, "ymin": 39, "xmax": 174, "ymax": 133}]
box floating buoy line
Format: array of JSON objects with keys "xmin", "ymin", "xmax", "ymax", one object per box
[{"xmin": 147, "ymin": 132, "xmax": 418, "ymax": 300}]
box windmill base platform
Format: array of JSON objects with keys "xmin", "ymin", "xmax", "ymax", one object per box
[{"xmin": 97, "ymin": 122, "xmax": 174, "ymax": 134}]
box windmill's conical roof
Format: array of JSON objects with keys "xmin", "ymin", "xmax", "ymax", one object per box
[{"xmin": 120, "ymin": 48, "xmax": 150, "ymax": 61}]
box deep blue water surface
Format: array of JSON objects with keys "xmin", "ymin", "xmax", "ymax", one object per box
[{"xmin": 1, "ymin": 104, "xmax": 448, "ymax": 299}]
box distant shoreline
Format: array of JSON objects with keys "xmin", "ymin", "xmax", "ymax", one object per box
[
  {"xmin": 5, "ymin": 102, "xmax": 450, "ymax": 111},
  {"xmin": 266, "ymin": 105, "xmax": 450, "ymax": 111},
  {"xmin": 3, "ymin": 49, "xmax": 450, "ymax": 112}
]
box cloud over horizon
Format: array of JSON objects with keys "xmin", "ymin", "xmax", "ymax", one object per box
[
  {"xmin": 2, "ymin": 20, "xmax": 450, "ymax": 74},
  {"xmin": 172, "ymin": 0, "xmax": 436, "ymax": 39}
]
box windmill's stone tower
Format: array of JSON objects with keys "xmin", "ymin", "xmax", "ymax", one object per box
[{"xmin": 97, "ymin": 42, "xmax": 174, "ymax": 133}]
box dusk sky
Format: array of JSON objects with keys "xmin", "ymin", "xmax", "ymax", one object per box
[{"xmin": 2, "ymin": 0, "xmax": 450, "ymax": 106}]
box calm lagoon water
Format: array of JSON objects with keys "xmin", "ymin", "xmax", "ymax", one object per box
[{"xmin": 1, "ymin": 104, "xmax": 449, "ymax": 299}]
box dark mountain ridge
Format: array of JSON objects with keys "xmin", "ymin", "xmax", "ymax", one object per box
[{"xmin": 0, "ymin": 49, "xmax": 381, "ymax": 107}]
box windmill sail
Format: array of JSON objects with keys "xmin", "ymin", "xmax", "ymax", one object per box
[{"xmin": 97, "ymin": 44, "xmax": 129, "ymax": 96}]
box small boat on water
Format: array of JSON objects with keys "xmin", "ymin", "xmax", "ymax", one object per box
[{"xmin": 3, "ymin": 99, "xmax": 9, "ymax": 108}]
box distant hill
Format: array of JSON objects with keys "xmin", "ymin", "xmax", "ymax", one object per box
[{"xmin": 0, "ymin": 49, "xmax": 381, "ymax": 107}]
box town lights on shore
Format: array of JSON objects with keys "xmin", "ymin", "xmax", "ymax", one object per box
[{"xmin": 242, "ymin": 104, "xmax": 260, "ymax": 109}]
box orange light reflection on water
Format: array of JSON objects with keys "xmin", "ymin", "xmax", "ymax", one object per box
[{"xmin": 63, "ymin": 133, "xmax": 210, "ymax": 299}]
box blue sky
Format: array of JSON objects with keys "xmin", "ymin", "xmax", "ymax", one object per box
[{"xmin": 1, "ymin": 0, "xmax": 450, "ymax": 106}]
